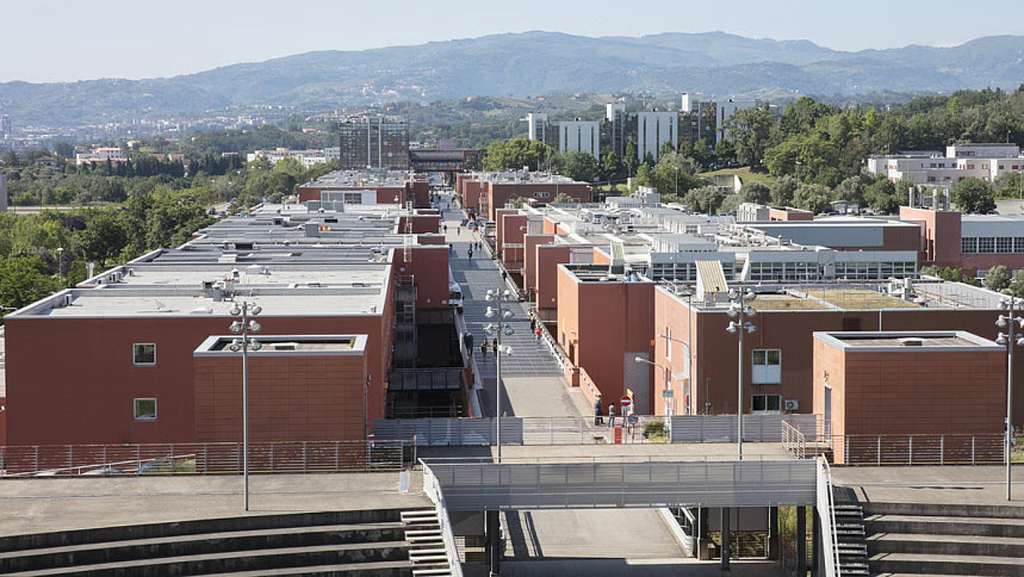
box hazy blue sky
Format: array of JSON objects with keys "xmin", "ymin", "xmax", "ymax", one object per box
[{"xmin": 4, "ymin": 0, "xmax": 1023, "ymax": 83}]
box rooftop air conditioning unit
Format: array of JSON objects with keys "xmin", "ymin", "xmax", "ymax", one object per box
[{"xmin": 783, "ymin": 399, "xmax": 799, "ymax": 411}]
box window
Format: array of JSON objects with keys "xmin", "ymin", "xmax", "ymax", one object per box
[
  {"xmin": 962, "ymin": 237, "xmax": 978, "ymax": 254},
  {"xmin": 752, "ymin": 349, "xmax": 781, "ymax": 384},
  {"xmin": 134, "ymin": 398, "xmax": 157, "ymax": 421},
  {"xmin": 133, "ymin": 343, "xmax": 156, "ymax": 366},
  {"xmin": 998, "ymin": 237, "xmax": 1014, "ymax": 253},
  {"xmin": 752, "ymin": 394, "xmax": 782, "ymax": 413},
  {"xmin": 978, "ymin": 237, "xmax": 995, "ymax": 253}
]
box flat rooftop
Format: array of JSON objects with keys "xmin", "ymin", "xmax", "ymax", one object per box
[
  {"xmin": 814, "ymin": 331, "xmax": 1001, "ymax": 352},
  {"xmin": 195, "ymin": 335, "xmax": 366, "ymax": 355},
  {"xmin": 663, "ymin": 279, "xmax": 1005, "ymax": 312},
  {"xmin": 301, "ymin": 169, "xmax": 413, "ymax": 188},
  {"xmin": 85, "ymin": 263, "xmax": 389, "ymax": 290}
]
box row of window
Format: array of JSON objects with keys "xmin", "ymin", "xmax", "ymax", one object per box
[
  {"xmin": 961, "ymin": 237, "xmax": 1024, "ymax": 254},
  {"xmin": 833, "ymin": 262, "xmax": 917, "ymax": 280}
]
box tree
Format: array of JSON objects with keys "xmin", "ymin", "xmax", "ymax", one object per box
[
  {"xmin": 0, "ymin": 256, "xmax": 59, "ymax": 315},
  {"xmin": 792, "ymin": 184, "xmax": 834, "ymax": 214},
  {"xmin": 551, "ymin": 151, "xmax": 599, "ymax": 182},
  {"xmin": 483, "ymin": 138, "xmax": 551, "ymax": 172},
  {"xmin": 683, "ymin": 185, "xmax": 724, "ymax": 215},
  {"xmin": 726, "ymin": 107, "xmax": 773, "ymax": 169},
  {"xmin": 984, "ymin": 265, "xmax": 1011, "ymax": 292},
  {"xmin": 505, "ymin": 196, "xmax": 530, "ymax": 209},
  {"xmin": 601, "ymin": 152, "xmax": 625, "ymax": 182},
  {"xmin": 769, "ymin": 176, "xmax": 798, "ymax": 207},
  {"xmin": 1009, "ymin": 270, "xmax": 1024, "ymax": 298},
  {"xmin": 864, "ymin": 178, "xmax": 901, "ymax": 214},
  {"xmin": 833, "ymin": 176, "xmax": 867, "ymax": 205},
  {"xmin": 551, "ymin": 193, "xmax": 576, "ymax": 204},
  {"xmin": 624, "ymin": 140, "xmax": 639, "ymax": 177},
  {"xmin": 951, "ymin": 178, "xmax": 996, "ymax": 213}
]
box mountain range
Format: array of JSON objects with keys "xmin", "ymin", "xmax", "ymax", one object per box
[{"xmin": 3, "ymin": 31, "xmax": 1024, "ymax": 128}]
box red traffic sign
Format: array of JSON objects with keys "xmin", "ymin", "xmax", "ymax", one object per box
[{"xmin": 620, "ymin": 395, "xmax": 632, "ymax": 408}]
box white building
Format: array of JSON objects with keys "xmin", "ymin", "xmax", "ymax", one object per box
[
  {"xmin": 636, "ymin": 111, "xmax": 677, "ymax": 163},
  {"xmin": 867, "ymin": 144, "xmax": 1024, "ymax": 188},
  {"xmin": 75, "ymin": 147, "xmax": 127, "ymax": 166},
  {"xmin": 527, "ymin": 113, "xmax": 550, "ymax": 142},
  {"xmin": 558, "ymin": 120, "xmax": 601, "ymax": 159},
  {"xmin": 716, "ymin": 99, "xmax": 762, "ymax": 143}
]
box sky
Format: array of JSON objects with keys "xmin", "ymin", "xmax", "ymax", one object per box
[{"xmin": 3, "ymin": 0, "xmax": 1024, "ymax": 83}]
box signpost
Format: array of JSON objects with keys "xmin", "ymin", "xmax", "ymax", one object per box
[{"xmin": 620, "ymin": 395, "xmax": 632, "ymax": 413}]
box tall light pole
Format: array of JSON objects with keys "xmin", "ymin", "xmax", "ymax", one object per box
[
  {"xmin": 484, "ymin": 289, "xmax": 514, "ymax": 463},
  {"xmin": 56, "ymin": 247, "xmax": 64, "ymax": 285},
  {"xmin": 726, "ymin": 289, "xmax": 756, "ymax": 461},
  {"xmin": 996, "ymin": 297, "xmax": 1023, "ymax": 501},
  {"xmin": 229, "ymin": 301, "xmax": 262, "ymax": 511}
]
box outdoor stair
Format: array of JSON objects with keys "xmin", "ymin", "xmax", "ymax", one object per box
[
  {"xmin": 0, "ymin": 509, "xmax": 420, "ymax": 576},
  {"xmin": 402, "ymin": 509, "xmax": 453, "ymax": 577},
  {"xmin": 831, "ymin": 503, "xmax": 869, "ymax": 577},
  {"xmin": 860, "ymin": 502, "xmax": 1024, "ymax": 576}
]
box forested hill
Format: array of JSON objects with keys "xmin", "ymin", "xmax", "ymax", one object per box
[{"xmin": 3, "ymin": 31, "xmax": 1024, "ymax": 127}]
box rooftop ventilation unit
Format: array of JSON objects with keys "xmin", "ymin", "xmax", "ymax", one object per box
[{"xmin": 898, "ymin": 337, "xmax": 925, "ymax": 347}]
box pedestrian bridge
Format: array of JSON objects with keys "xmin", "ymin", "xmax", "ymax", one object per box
[
  {"xmin": 422, "ymin": 458, "xmax": 817, "ymax": 511},
  {"xmin": 420, "ymin": 457, "xmax": 842, "ymax": 577}
]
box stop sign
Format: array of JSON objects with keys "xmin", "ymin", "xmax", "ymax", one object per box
[{"xmin": 620, "ymin": 395, "xmax": 632, "ymax": 409}]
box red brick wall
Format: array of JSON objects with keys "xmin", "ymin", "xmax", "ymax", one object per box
[
  {"xmin": 398, "ymin": 246, "xmax": 450, "ymax": 309},
  {"xmin": 4, "ymin": 313, "xmax": 391, "ymax": 446},
  {"xmin": 523, "ymin": 234, "xmax": 555, "ymax": 297},
  {"xmin": 397, "ymin": 215, "xmax": 440, "ymax": 234},
  {"xmin": 194, "ymin": 353, "xmax": 367, "ymax": 442},
  {"xmin": 900, "ymin": 207, "xmax": 962, "ymax": 268},
  {"xmin": 536, "ymin": 246, "xmax": 572, "ymax": 312}
]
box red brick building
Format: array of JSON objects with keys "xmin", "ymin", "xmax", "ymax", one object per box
[
  {"xmin": 812, "ymin": 331, "xmax": 1005, "ymax": 464},
  {"xmin": 455, "ymin": 172, "xmax": 591, "ymax": 221}
]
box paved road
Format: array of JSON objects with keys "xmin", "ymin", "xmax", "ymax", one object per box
[{"xmin": 441, "ymin": 198, "xmax": 589, "ymax": 418}]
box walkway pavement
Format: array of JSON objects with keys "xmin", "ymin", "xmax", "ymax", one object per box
[{"xmin": 441, "ymin": 199, "xmax": 590, "ymax": 418}]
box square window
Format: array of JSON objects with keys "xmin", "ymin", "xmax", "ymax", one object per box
[
  {"xmin": 133, "ymin": 343, "xmax": 156, "ymax": 365},
  {"xmin": 134, "ymin": 398, "xmax": 157, "ymax": 421},
  {"xmin": 752, "ymin": 394, "xmax": 781, "ymax": 413}
]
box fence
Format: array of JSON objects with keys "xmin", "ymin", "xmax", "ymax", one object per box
[
  {"xmin": 671, "ymin": 414, "xmax": 819, "ymax": 444},
  {"xmin": 781, "ymin": 424, "xmax": 1005, "ymax": 465},
  {"xmin": 374, "ymin": 418, "xmax": 524, "ymax": 446},
  {"xmin": 0, "ymin": 440, "xmax": 408, "ymax": 477},
  {"xmin": 421, "ymin": 464, "xmax": 465, "ymax": 577},
  {"xmin": 837, "ymin": 434, "xmax": 1004, "ymax": 465}
]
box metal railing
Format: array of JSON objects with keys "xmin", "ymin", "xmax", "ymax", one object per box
[
  {"xmin": 840, "ymin": 434, "xmax": 1004, "ymax": 465},
  {"xmin": 782, "ymin": 427, "xmax": 1005, "ymax": 465},
  {"xmin": 672, "ymin": 414, "xmax": 820, "ymax": 444},
  {"xmin": 816, "ymin": 457, "xmax": 841, "ymax": 577},
  {"xmin": 376, "ymin": 416, "xmax": 672, "ymax": 446},
  {"xmin": 0, "ymin": 440, "xmax": 408, "ymax": 477},
  {"xmin": 421, "ymin": 463, "xmax": 465, "ymax": 577}
]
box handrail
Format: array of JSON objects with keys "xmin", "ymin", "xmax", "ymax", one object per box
[
  {"xmin": 816, "ymin": 456, "xmax": 841, "ymax": 577},
  {"xmin": 421, "ymin": 462, "xmax": 465, "ymax": 577}
]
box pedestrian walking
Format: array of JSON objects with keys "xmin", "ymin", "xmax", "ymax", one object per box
[
  {"xmin": 608, "ymin": 403, "xmax": 617, "ymax": 428},
  {"xmin": 443, "ymin": 224, "xmax": 448, "ymax": 234},
  {"xmin": 492, "ymin": 338, "xmax": 498, "ymax": 355},
  {"xmin": 480, "ymin": 341, "xmax": 487, "ymax": 358},
  {"xmin": 467, "ymin": 247, "xmax": 474, "ymax": 259},
  {"xmin": 594, "ymin": 396, "xmax": 603, "ymax": 426},
  {"xmin": 529, "ymin": 313, "xmax": 536, "ymax": 332},
  {"xmin": 534, "ymin": 325, "xmax": 541, "ymax": 343}
]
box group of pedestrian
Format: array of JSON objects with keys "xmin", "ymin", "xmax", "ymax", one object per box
[
  {"xmin": 594, "ymin": 397, "xmax": 618, "ymax": 427},
  {"xmin": 529, "ymin": 312, "xmax": 541, "ymax": 343},
  {"xmin": 478, "ymin": 337, "xmax": 500, "ymax": 357}
]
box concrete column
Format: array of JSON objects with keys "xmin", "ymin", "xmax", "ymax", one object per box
[
  {"xmin": 797, "ymin": 506, "xmax": 807, "ymax": 577},
  {"xmin": 721, "ymin": 507, "xmax": 731, "ymax": 571},
  {"xmin": 487, "ymin": 510, "xmax": 501, "ymax": 576},
  {"xmin": 812, "ymin": 508, "xmax": 821, "ymax": 576},
  {"xmin": 697, "ymin": 507, "xmax": 710, "ymax": 560},
  {"xmin": 767, "ymin": 506, "xmax": 779, "ymax": 559}
]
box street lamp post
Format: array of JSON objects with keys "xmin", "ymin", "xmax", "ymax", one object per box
[
  {"xmin": 996, "ymin": 297, "xmax": 1023, "ymax": 501},
  {"xmin": 726, "ymin": 289, "xmax": 756, "ymax": 461},
  {"xmin": 484, "ymin": 289, "xmax": 514, "ymax": 463},
  {"xmin": 229, "ymin": 301, "xmax": 262, "ymax": 511},
  {"xmin": 56, "ymin": 248, "xmax": 64, "ymax": 285}
]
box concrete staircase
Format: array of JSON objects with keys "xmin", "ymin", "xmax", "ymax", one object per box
[
  {"xmin": 401, "ymin": 509, "xmax": 454, "ymax": 577},
  {"xmin": 832, "ymin": 503, "xmax": 869, "ymax": 576},
  {"xmin": 0, "ymin": 509, "xmax": 425, "ymax": 576},
  {"xmin": 861, "ymin": 502, "xmax": 1024, "ymax": 576}
]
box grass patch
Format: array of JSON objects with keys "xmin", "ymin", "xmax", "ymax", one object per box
[
  {"xmin": 805, "ymin": 289, "xmax": 920, "ymax": 310},
  {"xmin": 699, "ymin": 166, "xmax": 776, "ymax": 187}
]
